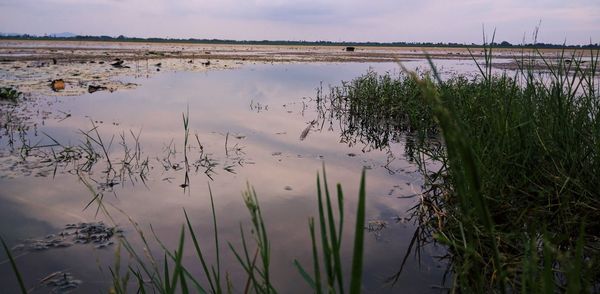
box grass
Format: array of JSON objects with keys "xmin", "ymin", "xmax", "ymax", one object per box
[
  {"xmin": 1, "ymin": 237, "xmax": 27, "ymax": 294},
  {"xmin": 37, "ymin": 167, "xmax": 366, "ymax": 294},
  {"xmin": 314, "ymin": 43, "xmax": 600, "ymax": 291},
  {"xmin": 293, "ymin": 166, "xmax": 366, "ymax": 294},
  {"xmin": 0, "ymin": 87, "xmax": 21, "ymax": 102}
]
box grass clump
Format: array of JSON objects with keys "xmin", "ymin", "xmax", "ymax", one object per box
[
  {"xmin": 294, "ymin": 166, "xmax": 366, "ymax": 294},
  {"xmin": 316, "ymin": 46, "xmax": 600, "ymax": 291},
  {"xmin": 0, "ymin": 87, "xmax": 21, "ymax": 102}
]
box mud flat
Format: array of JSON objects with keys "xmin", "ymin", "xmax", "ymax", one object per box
[{"xmin": 1, "ymin": 40, "xmax": 595, "ymax": 97}]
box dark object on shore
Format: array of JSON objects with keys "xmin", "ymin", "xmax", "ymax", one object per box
[
  {"xmin": 345, "ymin": 46, "xmax": 355, "ymax": 52},
  {"xmin": 51, "ymin": 79, "xmax": 65, "ymax": 91},
  {"xmin": 111, "ymin": 60, "xmax": 130, "ymax": 68},
  {"xmin": 52, "ymin": 58, "xmax": 57, "ymax": 65},
  {"xmin": 202, "ymin": 60, "xmax": 211, "ymax": 66},
  {"xmin": 155, "ymin": 62, "xmax": 162, "ymax": 67},
  {"xmin": 88, "ymin": 85, "xmax": 108, "ymax": 93}
]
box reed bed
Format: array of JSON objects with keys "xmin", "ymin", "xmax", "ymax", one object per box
[{"xmin": 315, "ymin": 45, "xmax": 600, "ymax": 292}]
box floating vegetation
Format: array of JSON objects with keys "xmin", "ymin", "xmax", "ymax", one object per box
[
  {"xmin": 366, "ymin": 219, "xmax": 389, "ymax": 240},
  {"xmin": 12, "ymin": 222, "xmax": 120, "ymax": 252},
  {"xmin": 249, "ymin": 99, "xmax": 268, "ymax": 112},
  {"xmin": 40, "ymin": 271, "xmax": 82, "ymax": 294},
  {"xmin": 366, "ymin": 220, "xmax": 388, "ymax": 232}
]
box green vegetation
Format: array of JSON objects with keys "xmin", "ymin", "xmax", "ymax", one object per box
[
  {"xmin": 1, "ymin": 237, "xmax": 27, "ymax": 294},
  {"xmin": 315, "ymin": 45, "xmax": 600, "ymax": 291},
  {"xmin": 108, "ymin": 168, "xmax": 367, "ymax": 293},
  {"xmin": 0, "ymin": 87, "xmax": 21, "ymax": 102},
  {"xmin": 293, "ymin": 167, "xmax": 366, "ymax": 293}
]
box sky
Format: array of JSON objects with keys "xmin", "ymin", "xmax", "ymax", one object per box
[{"xmin": 0, "ymin": 0, "xmax": 598, "ymax": 44}]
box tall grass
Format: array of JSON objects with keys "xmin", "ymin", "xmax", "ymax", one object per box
[
  {"xmin": 294, "ymin": 166, "xmax": 366, "ymax": 294},
  {"xmin": 315, "ymin": 45, "xmax": 600, "ymax": 291}
]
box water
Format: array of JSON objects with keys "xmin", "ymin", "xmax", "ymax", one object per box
[{"xmin": 0, "ymin": 61, "xmax": 486, "ymax": 293}]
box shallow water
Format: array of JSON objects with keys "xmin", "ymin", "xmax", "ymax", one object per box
[{"xmin": 0, "ymin": 61, "xmax": 506, "ymax": 293}]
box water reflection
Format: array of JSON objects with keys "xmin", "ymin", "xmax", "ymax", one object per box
[{"xmin": 0, "ymin": 61, "xmax": 478, "ymax": 293}]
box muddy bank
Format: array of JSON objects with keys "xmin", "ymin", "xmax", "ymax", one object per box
[
  {"xmin": 2, "ymin": 40, "xmax": 596, "ymax": 97},
  {"xmin": 0, "ymin": 56, "xmax": 244, "ymax": 97},
  {"xmin": 1, "ymin": 40, "xmax": 593, "ymax": 63}
]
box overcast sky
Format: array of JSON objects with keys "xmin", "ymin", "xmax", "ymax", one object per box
[{"xmin": 1, "ymin": 0, "xmax": 598, "ymax": 44}]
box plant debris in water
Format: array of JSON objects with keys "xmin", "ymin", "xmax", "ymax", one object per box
[
  {"xmin": 40, "ymin": 271, "xmax": 82, "ymax": 294},
  {"xmin": 12, "ymin": 222, "xmax": 120, "ymax": 252}
]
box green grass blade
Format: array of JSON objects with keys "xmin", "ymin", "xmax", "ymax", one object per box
[
  {"xmin": 309, "ymin": 218, "xmax": 323, "ymax": 294},
  {"xmin": 149, "ymin": 224, "xmax": 206, "ymax": 293},
  {"xmin": 349, "ymin": 169, "xmax": 366, "ymax": 294},
  {"xmin": 164, "ymin": 253, "xmax": 171, "ymax": 292},
  {"xmin": 321, "ymin": 166, "xmax": 344, "ymax": 293},
  {"xmin": 1, "ymin": 237, "xmax": 27, "ymax": 294},
  {"xmin": 208, "ymin": 184, "xmax": 223, "ymax": 293},
  {"xmin": 336, "ymin": 183, "xmax": 344, "ymax": 247},
  {"xmin": 180, "ymin": 267, "xmax": 189, "ymax": 294},
  {"xmin": 168, "ymin": 226, "xmax": 186, "ymax": 294},
  {"xmin": 294, "ymin": 260, "xmax": 317, "ymax": 289},
  {"xmin": 315, "ymin": 173, "xmax": 334, "ymax": 287},
  {"xmin": 129, "ymin": 266, "xmax": 147, "ymax": 294},
  {"xmin": 184, "ymin": 209, "xmax": 217, "ymax": 293}
]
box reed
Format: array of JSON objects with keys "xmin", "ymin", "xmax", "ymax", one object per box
[{"xmin": 314, "ymin": 44, "xmax": 600, "ymax": 291}]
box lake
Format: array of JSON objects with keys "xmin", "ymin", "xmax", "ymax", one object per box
[{"xmin": 1, "ymin": 58, "xmax": 519, "ymax": 293}]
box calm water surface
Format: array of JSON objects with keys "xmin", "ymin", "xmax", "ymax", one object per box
[{"xmin": 0, "ymin": 61, "xmax": 489, "ymax": 293}]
